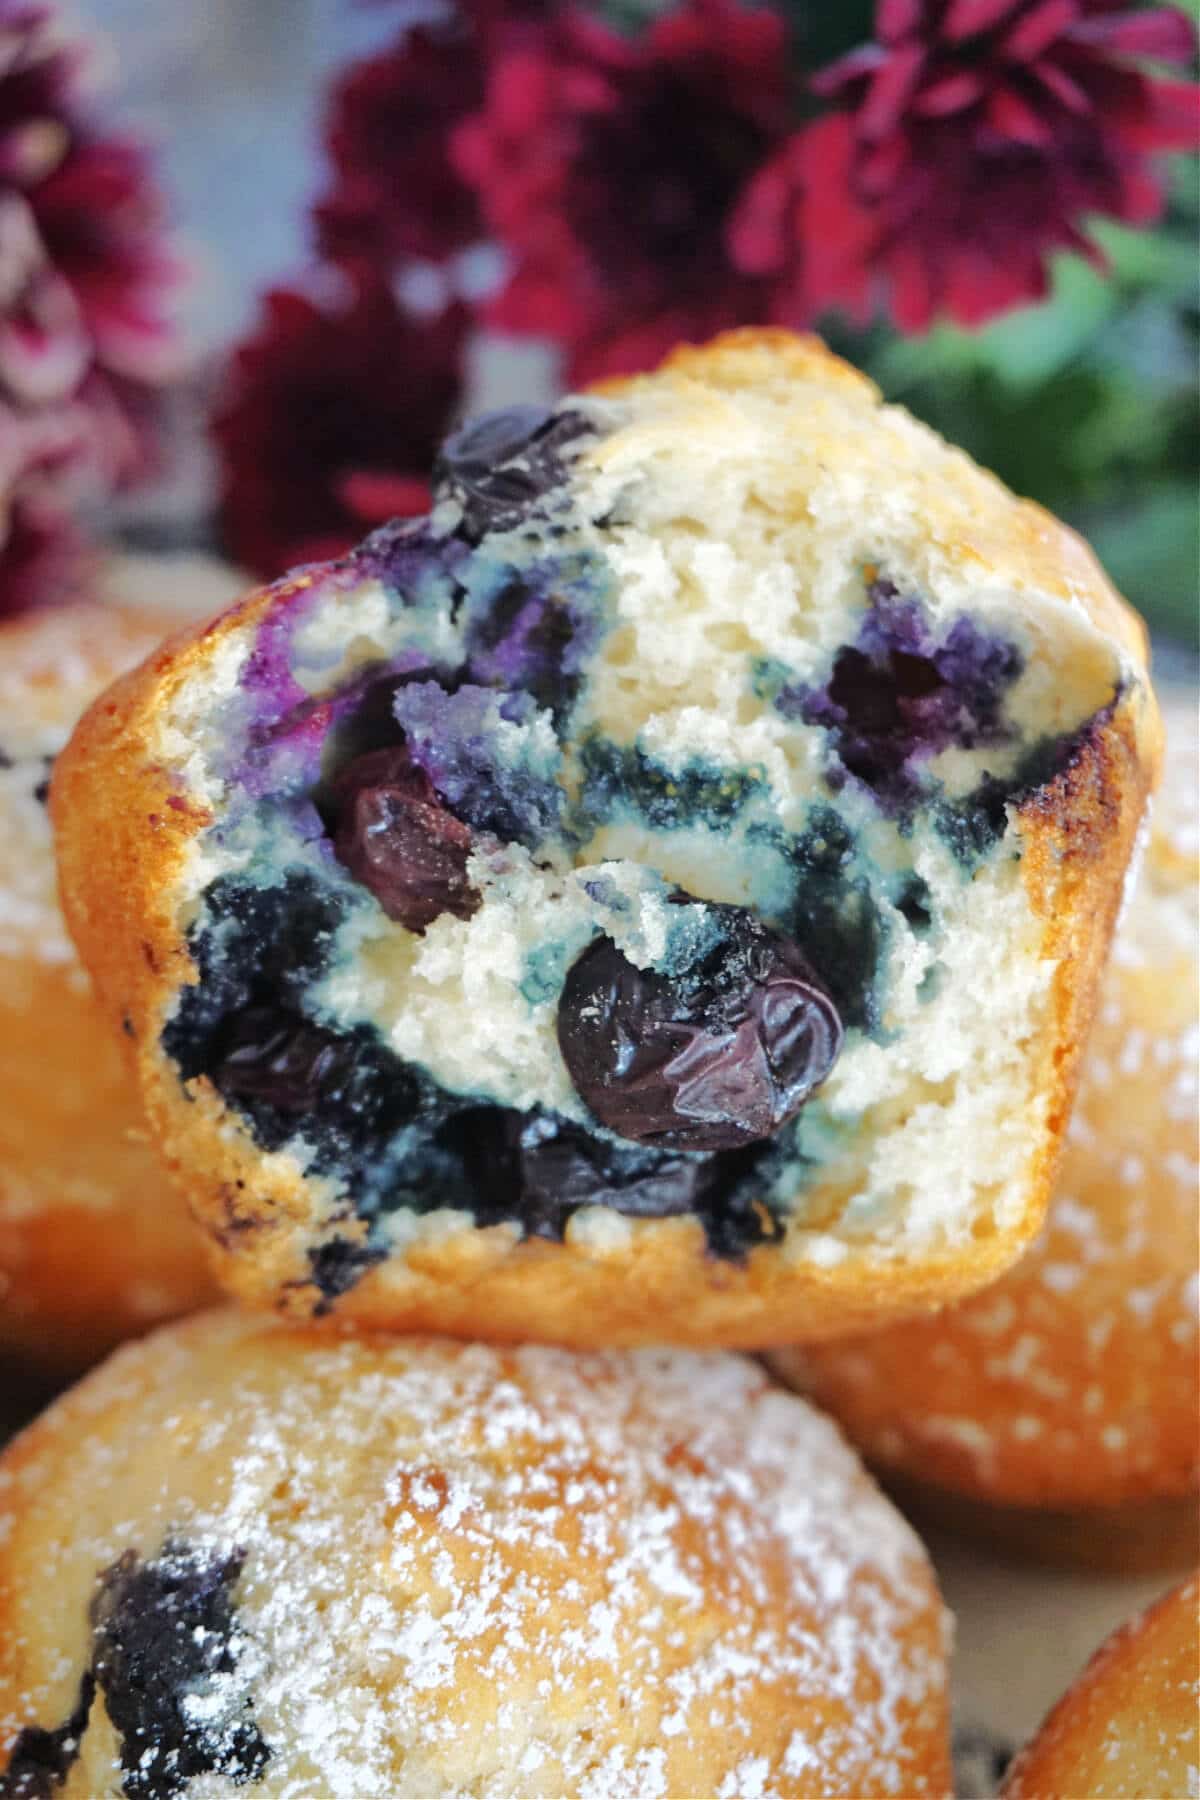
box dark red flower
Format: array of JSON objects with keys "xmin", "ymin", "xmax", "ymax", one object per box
[
  {"xmin": 213, "ymin": 278, "xmax": 468, "ymax": 579},
  {"xmin": 314, "ymin": 24, "xmax": 486, "ymax": 272},
  {"xmin": 453, "ymin": 0, "xmax": 793, "ymax": 379},
  {"xmin": 807, "ymin": 0, "xmax": 1200, "ymax": 330}
]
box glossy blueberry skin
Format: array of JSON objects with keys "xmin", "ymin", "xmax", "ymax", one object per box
[
  {"xmin": 433, "ymin": 405, "xmax": 595, "ymax": 543},
  {"xmin": 558, "ymin": 903, "xmax": 843, "ymax": 1153}
]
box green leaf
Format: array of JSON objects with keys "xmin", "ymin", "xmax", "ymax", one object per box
[{"xmin": 1077, "ymin": 485, "xmax": 1200, "ymax": 647}]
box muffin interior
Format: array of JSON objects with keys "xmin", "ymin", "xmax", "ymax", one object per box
[{"xmin": 156, "ymin": 388, "xmax": 1124, "ymax": 1301}]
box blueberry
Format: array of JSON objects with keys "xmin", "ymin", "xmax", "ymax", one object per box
[
  {"xmin": 557, "ymin": 904, "xmax": 843, "ymax": 1152},
  {"xmin": 466, "ymin": 1109, "xmax": 712, "ymax": 1237},
  {"xmin": 89, "ymin": 1543, "xmax": 269, "ymax": 1800},
  {"xmin": 0, "ymin": 1544, "xmax": 271, "ymax": 1800},
  {"xmin": 433, "ymin": 405, "xmax": 594, "ymax": 542},
  {"xmin": 212, "ymin": 1005, "xmax": 371, "ymax": 1115},
  {"xmin": 784, "ymin": 583, "xmax": 1022, "ymax": 813},
  {"xmin": 331, "ymin": 745, "xmax": 479, "ymax": 932},
  {"xmin": 209, "ymin": 1006, "xmax": 423, "ymax": 1157}
]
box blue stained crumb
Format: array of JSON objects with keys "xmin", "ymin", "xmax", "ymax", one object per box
[
  {"xmin": 916, "ymin": 963, "xmax": 944, "ymax": 1004},
  {"xmin": 575, "ymin": 736, "xmax": 766, "ymax": 835},
  {"xmin": 656, "ymin": 897, "xmax": 727, "ymax": 979},
  {"xmin": 892, "ymin": 872, "xmax": 933, "ymax": 933},
  {"xmin": 521, "ymin": 939, "xmax": 572, "ymax": 1007},
  {"xmin": 750, "ymin": 655, "xmax": 794, "ymax": 704},
  {"xmin": 782, "ymin": 805, "xmax": 888, "ymax": 1036}
]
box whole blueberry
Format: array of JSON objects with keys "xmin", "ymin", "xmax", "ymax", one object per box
[
  {"xmin": 557, "ymin": 905, "xmax": 842, "ymax": 1152},
  {"xmin": 433, "ymin": 405, "xmax": 594, "ymax": 541},
  {"xmin": 332, "ymin": 745, "xmax": 479, "ymax": 932}
]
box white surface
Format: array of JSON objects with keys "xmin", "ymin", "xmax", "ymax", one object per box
[{"xmin": 929, "ymin": 1527, "xmax": 1180, "ymax": 1794}]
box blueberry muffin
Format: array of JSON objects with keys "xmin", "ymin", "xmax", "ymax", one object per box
[
  {"xmin": 1004, "ymin": 1574, "xmax": 1199, "ymax": 1799},
  {"xmin": 0, "ymin": 603, "xmax": 219, "ymax": 1383},
  {"xmin": 0, "ymin": 1309, "xmax": 952, "ymax": 1798},
  {"xmin": 770, "ymin": 696, "xmax": 1198, "ymax": 1570},
  {"xmin": 52, "ymin": 330, "xmax": 1160, "ymax": 1343}
]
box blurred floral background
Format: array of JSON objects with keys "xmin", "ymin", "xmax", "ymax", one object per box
[{"xmin": 2, "ymin": 0, "xmax": 1197, "ymax": 643}]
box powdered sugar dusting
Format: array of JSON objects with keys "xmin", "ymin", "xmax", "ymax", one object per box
[{"xmin": 0, "ymin": 1315, "xmax": 949, "ymax": 1797}]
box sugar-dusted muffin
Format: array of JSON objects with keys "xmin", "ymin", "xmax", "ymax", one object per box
[
  {"xmin": 1004, "ymin": 1573, "xmax": 1199, "ymax": 1799},
  {"xmin": 0, "ymin": 601, "xmax": 220, "ymax": 1382},
  {"xmin": 0, "ymin": 1310, "xmax": 952, "ymax": 1798},
  {"xmin": 52, "ymin": 329, "xmax": 1159, "ymax": 1343},
  {"xmin": 770, "ymin": 696, "xmax": 1199, "ymax": 1570}
]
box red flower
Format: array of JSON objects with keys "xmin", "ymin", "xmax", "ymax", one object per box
[
  {"xmin": 808, "ymin": 0, "xmax": 1200, "ymax": 331},
  {"xmin": 314, "ymin": 24, "xmax": 486, "ymax": 272},
  {"xmin": 213, "ymin": 279, "xmax": 467, "ymax": 579},
  {"xmin": 1, "ymin": 0, "xmax": 181, "ymax": 610},
  {"xmin": 730, "ymin": 115, "xmax": 879, "ymax": 326},
  {"xmin": 453, "ymin": 0, "xmax": 793, "ymax": 379}
]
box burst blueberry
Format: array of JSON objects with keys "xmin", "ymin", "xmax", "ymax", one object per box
[{"xmin": 783, "ymin": 581, "xmax": 1022, "ymax": 812}]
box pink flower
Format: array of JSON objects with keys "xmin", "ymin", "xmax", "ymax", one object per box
[
  {"xmin": 1, "ymin": 0, "xmax": 181, "ymax": 610},
  {"xmin": 730, "ymin": 115, "xmax": 879, "ymax": 326}
]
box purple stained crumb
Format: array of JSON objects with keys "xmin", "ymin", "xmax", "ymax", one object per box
[
  {"xmin": 392, "ymin": 679, "xmax": 564, "ymax": 846},
  {"xmin": 237, "ymin": 652, "xmax": 436, "ymax": 802},
  {"xmin": 239, "ymin": 587, "xmax": 319, "ymax": 718},
  {"xmin": 466, "ymin": 576, "xmax": 597, "ymax": 718},
  {"xmin": 353, "ymin": 512, "xmax": 472, "ymax": 594},
  {"xmin": 781, "ymin": 579, "xmax": 1023, "ymax": 812}
]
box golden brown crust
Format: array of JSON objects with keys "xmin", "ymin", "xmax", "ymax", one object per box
[
  {"xmin": 0, "ymin": 1309, "xmax": 952, "ymax": 1798},
  {"xmin": 0, "ymin": 962, "xmax": 217, "ymax": 1380},
  {"xmin": 51, "ymin": 330, "xmax": 1160, "ymax": 1346},
  {"xmin": 1003, "ymin": 1574, "xmax": 1199, "ymax": 1798},
  {"xmin": 0, "ymin": 604, "xmax": 218, "ymax": 1378}
]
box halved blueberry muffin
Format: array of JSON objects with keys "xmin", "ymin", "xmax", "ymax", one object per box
[{"xmin": 51, "ymin": 331, "xmax": 1160, "ymax": 1343}]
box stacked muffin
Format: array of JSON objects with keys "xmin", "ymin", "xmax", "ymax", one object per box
[{"xmin": 0, "ymin": 332, "xmax": 1191, "ymax": 1797}]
